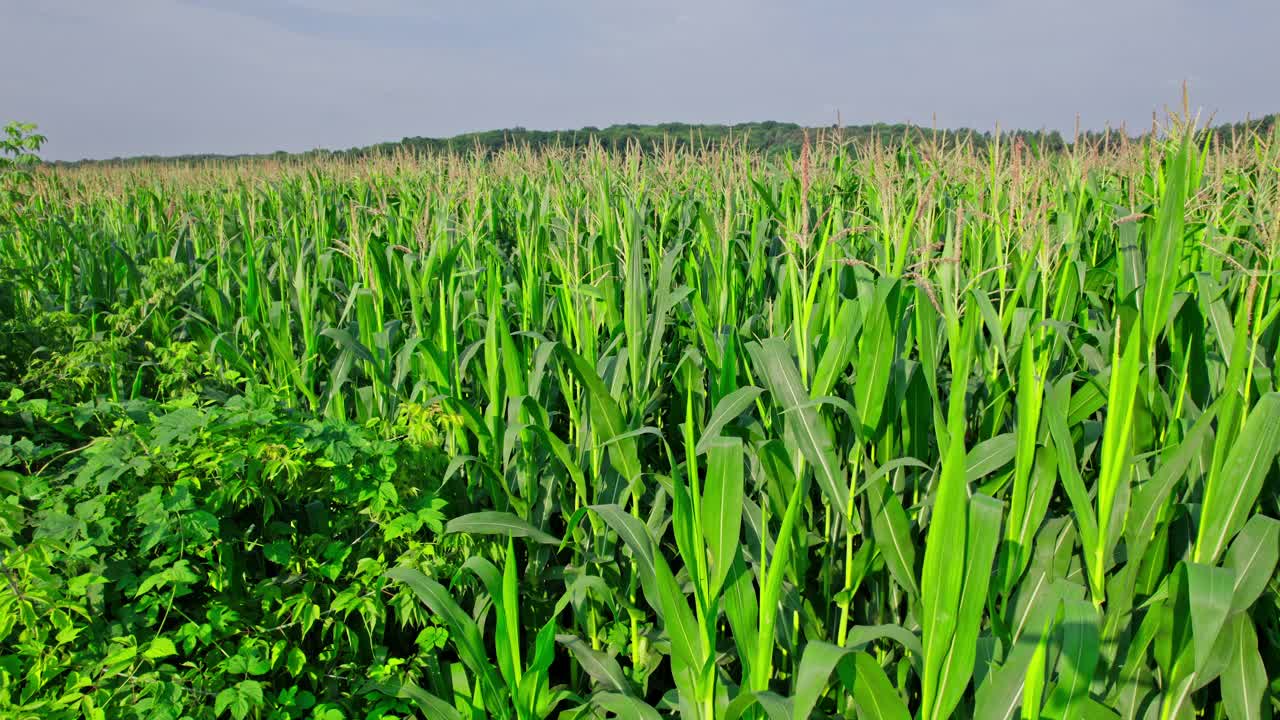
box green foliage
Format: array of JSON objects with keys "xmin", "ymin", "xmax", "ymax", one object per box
[
  {"xmin": 0, "ymin": 122, "xmax": 46, "ymax": 209},
  {"xmin": 4, "ymin": 116, "xmax": 1280, "ymax": 718},
  {"xmin": 0, "ymin": 389, "xmax": 453, "ymax": 719},
  {"xmin": 52, "ymin": 114, "xmax": 1279, "ymax": 168}
]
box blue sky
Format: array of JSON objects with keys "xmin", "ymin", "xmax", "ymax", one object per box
[{"xmin": 3, "ymin": 0, "xmax": 1276, "ymax": 160}]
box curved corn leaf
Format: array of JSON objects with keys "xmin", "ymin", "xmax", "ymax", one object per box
[
  {"xmin": 747, "ymin": 338, "xmax": 850, "ymax": 518},
  {"xmin": 445, "ymin": 511, "xmax": 561, "ymax": 546},
  {"xmin": 1195, "ymin": 393, "xmax": 1280, "ymax": 565}
]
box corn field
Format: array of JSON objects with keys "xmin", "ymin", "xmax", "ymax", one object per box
[{"xmin": 3, "ymin": 122, "xmax": 1280, "ymax": 719}]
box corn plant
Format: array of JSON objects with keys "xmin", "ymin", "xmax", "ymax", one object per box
[{"xmin": 3, "ymin": 117, "xmax": 1280, "ymax": 719}]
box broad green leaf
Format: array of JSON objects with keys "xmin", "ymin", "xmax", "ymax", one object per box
[
  {"xmin": 1002, "ymin": 444, "xmax": 1057, "ymax": 587},
  {"xmin": 867, "ymin": 472, "xmax": 920, "ymax": 599},
  {"xmin": 855, "ymin": 277, "xmax": 897, "ymax": 438},
  {"xmin": 1195, "ymin": 393, "xmax": 1280, "ymax": 564},
  {"xmin": 791, "ymin": 641, "xmax": 854, "ymax": 720},
  {"xmin": 695, "ymin": 386, "xmax": 763, "ymax": 454},
  {"xmin": 1091, "ymin": 318, "xmax": 1143, "ymax": 605},
  {"xmin": 557, "ymin": 635, "xmax": 632, "ymax": 696},
  {"xmin": 560, "ymin": 345, "xmax": 643, "ymax": 499},
  {"xmin": 591, "ymin": 504, "xmax": 703, "ymax": 680},
  {"xmin": 850, "ymin": 651, "xmax": 911, "ymax": 720},
  {"xmin": 812, "ymin": 299, "xmax": 861, "ymax": 399},
  {"xmin": 722, "ymin": 690, "xmax": 792, "ymax": 720},
  {"xmin": 1042, "ymin": 598, "xmax": 1099, "ymax": 719},
  {"xmin": 1220, "ymin": 614, "xmax": 1266, "ymax": 720},
  {"xmin": 589, "ymin": 504, "xmax": 659, "ymax": 617},
  {"xmin": 1142, "ymin": 135, "xmax": 1189, "ymax": 344},
  {"xmin": 920, "ymin": 316, "xmax": 972, "ymax": 720},
  {"xmin": 1125, "ymin": 405, "xmax": 1217, "ymax": 558},
  {"xmin": 702, "ymin": 436, "xmax": 745, "ymax": 596},
  {"xmin": 445, "ymin": 511, "xmax": 561, "ymax": 545},
  {"xmin": 386, "ymin": 682, "xmax": 463, "ymax": 720},
  {"xmin": 1044, "ymin": 378, "xmax": 1100, "ymax": 564},
  {"xmin": 844, "ymin": 624, "xmax": 924, "ymax": 667},
  {"xmin": 722, "ymin": 551, "xmax": 760, "ymax": 680},
  {"xmin": 747, "ymin": 338, "xmax": 850, "ymax": 513},
  {"xmin": 144, "ymin": 637, "xmax": 177, "ymax": 660},
  {"xmin": 1185, "ymin": 562, "xmax": 1235, "ymax": 677},
  {"xmin": 1020, "ymin": 616, "xmax": 1051, "ymax": 720},
  {"xmin": 1223, "ymin": 514, "xmax": 1280, "ymax": 614},
  {"xmin": 934, "ymin": 493, "xmax": 1003, "ymax": 720},
  {"xmin": 593, "ymin": 692, "xmax": 663, "ymax": 720},
  {"xmin": 965, "ymin": 433, "xmax": 1016, "ymax": 484},
  {"xmin": 386, "ymin": 566, "xmax": 505, "ymax": 706}
]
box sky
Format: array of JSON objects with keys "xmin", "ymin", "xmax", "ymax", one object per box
[{"xmin": 2, "ymin": 0, "xmax": 1277, "ymax": 161}]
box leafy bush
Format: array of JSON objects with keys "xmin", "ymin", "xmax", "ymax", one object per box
[
  {"xmin": 0, "ymin": 389, "xmax": 456, "ymax": 719},
  {"xmin": 0, "ymin": 122, "xmax": 46, "ymax": 209}
]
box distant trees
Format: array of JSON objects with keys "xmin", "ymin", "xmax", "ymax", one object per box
[{"xmin": 44, "ymin": 114, "xmax": 1280, "ymax": 167}]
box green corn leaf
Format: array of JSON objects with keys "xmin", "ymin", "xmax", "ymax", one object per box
[
  {"xmin": 1116, "ymin": 207, "xmax": 1144, "ymax": 301},
  {"xmin": 589, "ymin": 503, "xmax": 658, "ymax": 613},
  {"xmin": 386, "ymin": 566, "xmax": 505, "ymax": 707},
  {"xmin": 702, "ymin": 436, "xmax": 745, "ymax": 597},
  {"xmin": 1005, "ymin": 330, "xmax": 1048, "ymax": 586},
  {"xmin": 751, "ymin": 461, "xmax": 809, "ymax": 691},
  {"xmin": 975, "ymin": 579, "xmax": 1071, "ymax": 720},
  {"xmin": 855, "ymin": 277, "xmax": 897, "ymax": 438},
  {"xmin": 849, "ymin": 651, "xmax": 911, "ymax": 720},
  {"xmin": 811, "ymin": 299, "xmax": 861, "ymax": 399},
  {"xmin": 561, "ymin": 346, "xmax": 643, "ymax": 500},
  {"xmin": 920, "ymin": 414, "xmax": 969, "ymax": 712},
  {"xmin": 747, "ymin": 338, "xmax": 850, "ymax": 514},
  {"xmin": 1142, "ymin": 136, "xmax": 1189, "ymax": 345},
  {"xmin": 1003, "ymin": 444, "xmax": 1058, "ymax": 589},
  {"xmin": 843, "ymin": 624, "xmax": 924, "ymax": 666},
  {"xmin": 669, "ymin": 460, "xmax": 701, "ymax": 596},
  {"xmin": 592, "ymin": 692, "xmax": 663, "ymax": 720},
  {"xmin": 1125, "ymin": 405, "xmax": 1217, "ymax": 558},
  {"xmin": 590, "ymin": 504, "xmax": 703, "ymax": 682},
  {"xmin": 723, "ymin": 691, "xmax": 793, "ymax": 720},
  {"xmin": 965, "ymin": 433, "xmax": 1017, "ymax": 484},
  {"xmin": 1223, "ymin": 514, "xmax": 1280, "ymax": 614},
  {"xmin": 371, "ymin": 680, "xmax": 462, "ymax": 720},
  {"xmin": 934, "ymin": 493, "xmax": 1003, "ymax": 720},
  {"xmin": 1186, "ymin": 562, "xmax": 1235, "ymax": 678},
  {"xmin": 1076, "ymin": 699, "xmax": 1122, "ymax": 720},
  {"xmin": 557, "ymin": 635, "xmax": 633, "ymax": 696},
  {"xmin": 1020, "ymin": 616, "xmax": 1052, "ymax": 720},
  {"xmin": 1195, "ymin": 393, "xmax": 1280, "ymax": 565},
  {"xmin": 791, "ymin": 641, "xmax": 854, "ymax": 720},
  {"xmin": 643, "ymin": 242, "xmax": 688, "ymax": 388},
  {"xmin": 1042, "ymin": 598, "xmax": 1099, "ymax": 719},
  {"xmin": 321, "ymin": 326, "xmax": 389, "ymax": 385},
  {"xmin": 1090, "ymin": 318, "xmax": 1143, "ymax": 606},
  {"xmin": 460, "ymin": 556, "xmax": 519, "ymax": 689},
  {"xmin": 1108, "ymin": 600, "xmax": 1163, "ymax": 718},
  {"xmin": 867, "ymin": 472, "xmax": 921, "ymax": 599},
  {"xmin": 1044, "ymin": 378, "xmax": 1100, "ymax": 566},
  {"xmin": 722, "ymin": 551, "xmax": 760, "ymax": 680},
  {"xmin": 1161, "ymin": 561, "xmax": 1235, "ymax": 718},
  {"xmin": 695, "ymin": 386, "xmax": 764, "ymax": 454},
  {"xmin": 445, "ymin": 511, "xmax": 561, "ymax": 545},
  {"xmin": 972, "ymin": 285, "xmax": 1009, "ymax": 365},
  {"xmin": 1220, "ymin": 614, "xmax": 1266, "ymax": 720},
  {"xmin": 501, "ymin": 540, "xmax": 523, "ymax": 684}
]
